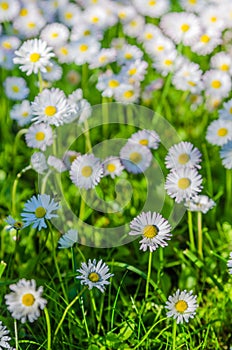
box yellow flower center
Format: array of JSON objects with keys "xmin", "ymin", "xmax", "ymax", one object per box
[
  {"xmin": 210, "ymin": 16, "xmax": 217, "ymax": 22},
  {"xmin": 129, "ymin": 152, "xmax": 142, "ymax": 164},
  {"xmin": 157, "ymin": 45, "xmax": 164, "ymax": 51},
  {"xmin": 149, "ymin": 0, "xmax": 156, "ymax": 5},
  {"xmin": 108, "ymin": 79, "xmax": 120, "ymax": 88},
  {"xmin": 35, "ymin": 131, "xmax": 45, "ymax": 141},
  {"xmin": 88, "ymin": 272, "xmax": 100, "ymax": 282},
  {"xmin": 22, "ymin": 293, "xmax": 35, "ymax": 307},
  {"xmin": 145, "ymin": 32, "xmax": 153, "ymax": 40},
  {"xmin": 46, "ymin": 65, "xmax": 52, "ymax": 72},
  {"xmin": 178, "ymin": 178, "xmax": 191, "ymax": 189},
  {"xmin": 60, "ymin": 47, "xmax": 68, "ymax": 55},
  {"xmin": 1, "ymin": 2, "xmax": 9, "ymax": 10},
  {"xmin": 211, "ymin": 80, "xmax": 221, "ymax": 89},
  {"xmin": 123, "ymin": 90, "xmax": 134, "ymax": 99},
  {"xmin": 128, "ymin": 68, "xmax": 137, "ymax": 75},
  {"xmin": 118, "ymin": 12, "xmax": 126, "ymax": 19},
  {"xmin": 143, "ymin": 225, "xmax": 159, "ymax": 238},
  {"xmin": 30, "ymin": 52, "xmax": 40, "ymax": 62},
  {"xmin": 84, "ymin": 30, "xmax": 91, "ymax": 36},
  {"xmin": 51, "ymin": 32, "xmax": 58, "ymax": 38},
  {"xmin": 188, "ymin": 81, "xmax": 196, "ymax": 87},
  {"xmin": 12, "ymin": 85, "xmax": 19, "ymax": 93},
  {"xmin": 200, "ymin": 34, "xmax": 210, "ymax": 43},
  {"xmin": 20, "ymin": 8, "xmax": 28, "ymax": 16},
  {"xmin": 164, "ymin": 59, "xmax": 173, "ymax": 66},
  {"xmin": 65, "ymin": 12, "xmax": 73, "ymax": 19},
  {"xmin": 99, "ymin": 55, "xmax": 107, "ymax": 63},
  {"xmin": 14, "ymin": 221, "xmax": 24, "ymax": 229},
  {"xmin": 107, "ymin": 163, "xmax": 116, "ymax": 172},
  {"xmin": 230, "ymin": 107, "xmax": 232, "ymax": 114},
  {"xmin": 44, "ymin": 106, "xmax": 57, "ymax": 116},
  {"xmin": 35, "ymin": 206, "xmax": 47, "ymax": 218},
  {"xmin": 79, "ymin": 44, "xmax": 88, "ymax": 52},
  {"xmin": 178, "ymin": 153, "xmax": 190, "ymax": 164},
  {"xmin": 124, "ymin": 52, "xmax": 133, "ymax": 59},
  {"xmin": 130, "ymin": 20, "xmax": 137, "ymax": 27},
  {"xmin": 188, "ymin": 0, "xmax": 196, "ymax": 4},
  {"xmin": 217, "ymin": 127, "xmax": 228, "ymax": 137},
  {"xmin": 81, "ymin": 166, "xmax": 93, "ymax": 177},
  {"xmin": 22, "ymin": 112, "xmax": 29, "ymax": 117},
  {"xmin": 2, "ymin": 41, "xmax": 12, "ymax": 49},
  {"xmin": 175, "ymin": 300, "xmax": 188, "ymax": 313},
  {"xmin": 91, "ymin": 16, "xmax": 99, "ymax": 23},
  {"xmin": 139, "ymin": 139, "xmax": 148, "ymax": 146},
  {"xmin": 220, "ymin": 64, "xmax": 229, "ymax": 71},
  {"xmin": 27, "ymin": 22, "xmax": 36, "ymax": 28},
  {"xmin": 181, "ymin": 23, "xmax": 190, "ymax": 32}
]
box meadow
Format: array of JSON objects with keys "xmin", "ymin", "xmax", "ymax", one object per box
[{"xmin": 0, "ymin": 0, "xmax": 232, "ymax": 349}]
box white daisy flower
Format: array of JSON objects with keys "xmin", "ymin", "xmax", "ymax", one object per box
[
  {"xmin": 199, "ymin": 5, "xmax": 226, "ymax": 33},
  {"xmin": 0, "ymin": 0, "xmax": 20, "ymax": 23},
  {"xmin": 31, "ymin": 152, "xmax": 48, "ymax": 174},
  {"xmin": 72, "ymin": 37, "xmax": 100, "ymax": 65},
  {"xmin": 138, "ymin": 23, "xmax": 163, "ymax": 43},
  {"xmin": 70, "ymin": 23, "xmax": 103, "ymax": 42},
  {"xmin": 152, "ymin": 50, "xmax": 183, "ymax": 77},
  {"xmin": 47, "ymin": 155, "xmax": 67, "ymax": 173},
  {"xmin": 0, "ymin": 35, "xmax": 21, "ymax": 53},
  {"xmin": 172, "ymin": 60, "xmax": 203, "ymax": 94},
  {"xmin": 219, "ymin": 100, "xmax": 232, "ymax": 121},
  {"xmin": 25, "ymin": 123, "xmax": 53, "ymax": 151},
  {"xmin": 165, "ymin": 168, "xmax": 203, "ymax": 203},
  {"xmin": 103, "ymin": 156, "xmax": 124, "ymax": 179},
  {"xmin": 70, "ymin": 154, "xmax": 103, "ymax": 190},
  {"xmin": 13, "ymin": 12, "xmax": 46, "ymax": 39},
  {"xmin": 67, "ymin": 90, "xmax": 92, "ymax": 124},
  {"xmin": 5, "ymin": 215, "xmax": 24, "ymax": 231},
  {"xmin": 31, "ymin": 88, "xmax": 74, "ymax": 127},
  {"xmin": 10, "ymin": 100, "xmax": 32, "ymax": 126},
  {"xmin": 4, "ymin": 77, "xmax": 29, "ymax": 101},
  {"xmin": 54, "ymin": 43, "xmax": 76, "ymax": 64},
  {"xmin": 180, "ymin": 0, "xmax": 207, "ymax": 14},
  {"xmin": 96, "ymin": 71, "xmax": 126, "ymax": 98},
  {"xmin": 120, "ymin": 141, "xmax": 152, "ymax": 174},
  {"xmin": 191, "ymin": 29, "xmax": 221, "ymax": 56},
  {"xmin": 123, "ymin": 15, "xmax": 145, "ymax": 38},
  {"xmin": 58, "ymin": 3, "xmax": 81, "ymax": 27},
  {"xmin": 206, "ymin": 119, "xmax": 232, "ymax": 146},
  {"xmin": 76, "ymin": 259, "xmax": 114, "ymax": 293},
  {"xmin": 185, "ymin": 195, "xmax": 215, "ymax": 213},
  {"xmin": 165, "ymin": 141, "xmax": 202, "ymax": 170},
  {"xmin": 165, "ymin": 289, "xmax": 198, "ymax": 324},
  {"xmin": 13, "ymin": 38, "xmax": 55, "ymax": 76},
  {"xmin": 116, "ymin": 44, "xmax": 143, "ymax": 65},
  {"xmin": 203, "ymin": 70, "xmax": 231, "ymax": 99},
  {"xmin": 63, "ymin": 150, "xmax": 80, "ymax": 170},
  {"xmin": 83, "ymin": 5, "xmax": 116, "ymax": 30},
  {"xmin": 5, "ymin": 279, "xmax": 47, "ymax": 323},
  {"xmin": 220, "ymin": 140, "xmax": 232, "ymax": 169},
  {"xmin": 0, "ymin": 320, "xmax": 11, "ymax": 349},
  {"xmin": 89, "ymin": 48, "xmax": 116, "ymax": 69},
  {"xmin": 40, "ymin": 22, "xmax": 69, "ymax": 48},
  {"xmin": 205, "ymin": 95, "xmax": 222, "ymax": 112},
  {"xmin": 210, "ymin": 52, "xmax": 232, "ymax": 76},
  {"xmin": 129, "ymin": 129, "xmax": 160, "ymax": 150},
  {"xmin": 58, "ymin": 229, "xmax": 78, "ymax": 249},
  {"xmin": 227, "ymin": 252, "xmax": 232, "ymax": 274},
  {"xmin": 160, "ymin": 12, "xmax": 201, "ymax": 46},
  {"xmin": 121, "ymin": 59, "xmax": 148, "ymax": 84},
  {"xmin": 143, "ymin": 35, "xmax": 175, "ymax": 59},
  {"xmin": 114, "ymin": 84, "xmax": 140, "ymax": 104},
  {"xmin": 129, "ymin": 211, "xmax": 172, "ymax": 252},
  {"xmin": 21, "ymin": 194, "xmax": 60, "ymax": 231},
  {"xmin": 116, "ymin": 4, "xmax": 137, "ymax": 23},
  {"xmin": 41, "ymin": 61, "xmax": 63, "ymax": 82},
  {"xmin": 132, "ymin": 0, "xmax": 170, "ymax": 18}
]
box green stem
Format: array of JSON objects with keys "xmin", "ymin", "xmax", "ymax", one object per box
[
  {"xmin": 102, "ymin": 97, "xmax": 109, "ymax": 137},
  {"xmin": 83, "ymin": 120, "xmax": 92, "ymax": 153},
  {"xmin": 14, "ymin": 319, "xmax": 18, "ymax": 350},
  {"xmin": 79, "ymin": 191, "xmax": 86, "ymax": 221},
  {"xmin": 38, "ymin": 70, "xmax": 44, "ymax": 93},
  {"xmin": 80, "ymin": 297, "xmax": 90, "ymax": 338},
  {"xmin": 197, "ymin": 211, "xmax": 203, "ymax": 260},
  {"xmin": 145, "ymin": 251, "xmax": 153, "ymax": 300},
  {"xmin": 82, "ymin": 63, "xmax": 88, "ymax": 94},
  {"xmin": 172, "ymin": 320, "xmax": 177, "ymax": 350},
  {"xmin": 90, "ymin": 289, "xmax": 103, "ymax": 332},
  {"xmin": 133, "ymin": 317, "xmax": 167, "ymax": 349},
  {"xmin": 44, "ymin": 307, "xmax": 51, "ymax": 350},
  {"xmin": 157, "ymin": 248, "xmax": 164, "ymax": 286},
  {"xmin": 13, "ymin": 128, "xmax": 27, "ymax": 159},
  {"xmin": 226, "ymin": 169, "xmax": 232, "ymax": 214},
  {"xmin": 53, "ymin": 287, "xmax": 87, "ymax": 342},
  {"xmin": 11, "ymin": 165, "xmax": 32, "ymax": 216},
  {"xmin": 187, "ymin": 210, "xmax": 196, "ymax": 252},
  {"xmin": 202, "ymin": 143, "xmax": 213, "ymax": 196}
]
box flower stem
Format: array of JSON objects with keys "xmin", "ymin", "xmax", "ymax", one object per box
[
  {"xmin": 226, "ymin": 169, "xmax": 232, "ymax": 214},
  {"xmin": 14, "ymin": 319, "xmax": 18, "ymax": 350},
  {"xmin": 44, "ymin": 307, "xmax": 51, "ymax": 350},
  {"xmin": 187, "ymin": 210, "xmax": 196, "ymax": 252},
  {"xmin": 38, "ymin": 70, "xmax": 44, "ymax": 93},
  {"xmin": 197, "ymin": 211, "xmax": 203, "ymax": 259},
  {"xmin": 84, "ymin": 120, "xmax": 92, "ymax": 153},
  {"xmin": 53, "ymin": 287, "xmax": 87, "ymax": 342},
  {"xmin": 145, "ymin": 250, "xmax": 153, "ymax": 300},
  {"xmin": 11, "ymin": 165, "xmax": 32, "ymax": 216},
  {"xmin": 79, "ymin": 191, "xmax": 86, "ymax": 221},
  {"xmin": 172, "ymin": 320, "xmax": 177, "ymax": 350}
]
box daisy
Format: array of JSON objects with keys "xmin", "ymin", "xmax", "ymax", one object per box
[
  {"xmin": 76, "ymin": 259, "xmax": 114, "ymax": 293},
  {"xmin": 191, "ymin": 29, "xmax": 221, "ymax": 56},
  {"xmin": 123, "ymin": 15, "xmax": 145, "ymax": 38},
  {"xmin": 70, "ymin": 23, "xmax": 103, "ymax": 42},
  {"xmin": 220, "ymin": 141, "xmax": 232, "ymax": 169},
  {"xmin": 116, "ymin": 4, "xmax": 137, "ymax": 23},
  {"xmin": 89, "ymin": 48, "xmax": 116, "ymax": 69},
  {"xmin": 31, "ymin": 88, "xmax": 74, "ymax": 127},
  {"xmin": 129, "ymin": 129, "xmax": 160, "ymax": 150},
  {"xmin": 47, "ymin": 155, "xmax": 67, "ymax": 173},
  {"xmin": 185, "ymin": 195, "xmax": 215, "ymax": 213},
  {"xmin": 10, "ymin": 100, "xmax": 32, "ymax": 126},
  {"xmin": 208, "ymin": 64, "xmax": 225, "ymax": 93},
  {"xmin": 67, "ymin": 90, "xmax": 92, "ymax": 124},
  {"xmin": 5, "ymin": 279, "xmax": 47, "ymax": 323},
  {"xmin": 40, "ymin": 23, "xmax": 69, "ymax": 48},
  {"xmin": 70, "ymin": 154, "xmax": 103, "ymax": 190},
  {"xmin": 210, "ymin": 52, "xmax": 232, "ymax": 76},
  {"xmin": 31, "ymin": 152, "xmax": 48, "ymax": 174},
  {"xmin": 129, "ymin": 211, "xmax": 172, "ymax": 252},
  {"xmin": 25, "ymin": 123, "xmax": 53, "ymax": 151},
  {"xmin": 116, "ymin": 44, "xmax": 143, "ymax": 65},
  {"xmin": 114, "ymin": 84, "xmax": 140, "ymax": 104},
  {"xmin": 4, "ymin": 77, "xmax": 29, "ymax": 101},
  {"xmin": 58, "ymin": 2, "xmax": 81, "ymax": 27},
  {"xmin": 21, "ymin": 194, "xmax": 59, "ymax": 231},
  {"xmin": 63, "ymin": 150, "xmax": 80, "ymax": 170},
  {"xmin": 54, "ymin": 43, "xmax": 76, "ymax": 64},
  {"xmin": 72, "ymin": 38, "xmax": 100, "ymax": 65},
  {"xmin": 165, "ymin": 141, "xmax": 202, "ymax": 170},
  {"xmin": 206, "ymin": 119, "xmax": 232, "ymax": 146},
  {"xmin": 144, "ymin": 35, "xmax": 176, "ymax": 59},
  {"xmin": 165, "ymin": 168, "xmax": 203, "ymax": 203},
  {"xmin": 132, "ymin": 0, "xmax": 170, "ymax": 18},
  {"xmin": 13, "ymin": 12, "xmax": 46, "ymax": 39},
  {"xmin": 138, "ymin": 23, "xmax": 163, "ymax": 43},
  {"xmin": 103, "ymin": 156, "xmax": 124, "ymax": 179},
  {"xmin": 83, "ymin": 5, "xmax": 116, "ymax": 30},
  {"xmin": 0, "ymin": 0, "xmax": 20, "ymax": 23},
  {"xmin": 180, "ymin": 0, "xmax": 206, "ymax": 14},
  {"xmin": 152, "ymin": 50, "xmax": 183, "ymax": 77},
  {"xmin": 0, "ymin": 35, "xmax": 21, "ymax": 53},
  {"xmin": 172, "ymin": 60, "xmax": 203, "ymax": 94},
  {"xmin": 41, "ymin": 61, "xmax": 63, "ymax": 82},
  {"xmin": 160, "ymin": 12, "xmax": 201, "ymax": 46},
  {"xmin": 96, "ymin": 71, "xmax": 125, "ymax": 98},
  {"xmin": 199, "ymin": 6, "xmax": 226, "ymax": 33},
  {"xmin": 0, "ymin": 321, "xmax": 12, "ymax": 349},
  {"xmin": 219, "ymin": 100, "xmax": 232, "ymax": 121},
  {"xmin": 5, "ymin": 215, "xmax": 24, "ymax": 231},
  {"xmin": 120, "ymin": 141, "xmax": 152, "ymax": 174},
  {"xmin": 58, "ymin": 229, "xmax": 78, "ymax": 249},
  {"xmin": 227, "ymin": 252, "xmax": 232, "ymax": 274},
  {"xmin": 13, "ymin": 38, "xmax": 55, "ymax": 76},
  {"xmin": 165, "ymin": 289, "xmax": 198, "ymax": 324},
  {"xmin": 121, "ymin": 59, "xmax": 148, "ymax": 85}
]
